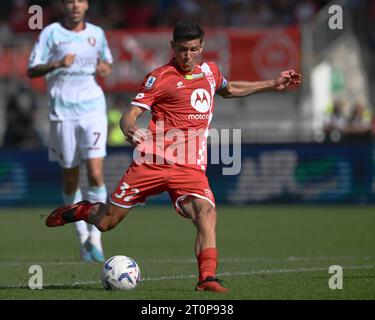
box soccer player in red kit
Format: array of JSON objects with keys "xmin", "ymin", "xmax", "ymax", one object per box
[{"xmin": 46, "ymin": 19, "xmax": 302, "ymax": 292}]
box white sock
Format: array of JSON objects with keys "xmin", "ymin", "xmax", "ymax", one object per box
[
  {"xmin": 63, "ymin": 189, "xmax": 89, "ymax": 245},
  {"xmin": 87, "ymin": 185, "xmax": 107, "ymax": 249}
]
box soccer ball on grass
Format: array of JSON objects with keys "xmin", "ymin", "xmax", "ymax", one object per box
[{"xmin": 101, "ymin": 255, "xmax": 141, "ymax": 290}]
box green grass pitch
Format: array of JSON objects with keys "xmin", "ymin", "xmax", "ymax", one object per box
[{"xmin": 0, "ymin": 205, "xmax": 374, "ymax": 299}]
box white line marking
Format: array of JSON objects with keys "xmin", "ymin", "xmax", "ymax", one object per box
[
  {"xmin": 144, "ymin": 256, "xmax": 374, "ymax": 264},
  {"xmin": 3, "ymin": 264, "xmax": 373, "ymax": 289},
  {"xmin": 0, "ymin": 256, "xmax": 373, "ymax": 266},
  {"xmin": 143, "ymin": 265, "xmax": 374, "ymax": 281}
]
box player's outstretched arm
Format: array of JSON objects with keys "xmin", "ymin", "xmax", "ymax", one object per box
[
  {"xmin": 216, "ymin": 69, "xmax": 302, "ymax": 98},
  {"xmin": 120, "ymin": 105, "xmax": 146, "ymax": 146},
  {"xmin": 27, "ymin": 54, "xmax": 76, "ymax": 78}
]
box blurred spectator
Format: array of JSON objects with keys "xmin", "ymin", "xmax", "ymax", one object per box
[
  {"xmin": 107, "ymin": 97, "xmax": 127, "ymax": 147},
  {"xmin": 368, "ymin": 0, "xmax": 375, "ymax": 49},
  {"xmin": 227, "ymin": 0, "xmax": 251, "ymax": 27},
  {"xmin": 270, "ymin": 0, "xmax": 295, "ymax": 26},
  {"xmin": 157, "ymin": 3, "xmax": 185, "ymax": 26},
  {"xmin": 201, "ymin": 0, "xmax": 227, "ymax": 26},
  {"xmin": 0, "ymin": 16, "xmax": 12, "ymax": 39},
  {"xmin": 345, "ymin": 102, "xmax": 371, "ymax": 136},
  {"xmin": 1, "ymin": 0, "xmax": 336, "ymax": 32},
  {"xmin": 323, "ymin": 99, "xmax": 347, "ymax": 142},
  {"xmin": 177, "ymin": 0, "xmax": 201, "ymax": 16},
  {"xmin": 3, "ymin": 83, "xmax": 42, "ymax": 149},
  {"xmin": 102, "ymin": 1, "xmax": 126, "ymax": 29},
  {"xmin": 294, "ymin": 0, "xmax": 317, "ymax": 24},
  {"xmin": 9, "ymin": 0, "xmax": 30, "ymax": 32},
  {"xmin": 371, "ymin": 114, "xmax": 375, "ymax": 136},
  {"xmin": 124, "ymin": 0, "xmax": 157, "ymax": 28},
  {"xmin": 248, "ymin": 1, "xmax": 274, "ymax": 27}
]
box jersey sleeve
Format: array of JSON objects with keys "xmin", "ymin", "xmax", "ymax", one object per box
[
  {"xmin": 211, "ymin": 62, "xmax": 228, "ymax": 92},
  {"xmin": 28, "ymin": 26, "xmax": 53, "ymax": 68},
  {"xmin": 99, "ymin": 29, "xmax": 113, "ymax": 64},
  {"xmin": 131, "ymin": 72, "xmax": 162, "ymax": 111}
]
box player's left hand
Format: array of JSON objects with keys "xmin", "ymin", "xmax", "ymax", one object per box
[
  {"xmin": 274, "ymin": 70, "xmax": 302, "ymax": 90},
  {"xmin": 96, "ymin": 60, "xmax": 112, "ymax": 77}
]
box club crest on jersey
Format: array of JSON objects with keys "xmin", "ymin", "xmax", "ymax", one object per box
[
  {"xmin": 145, "ymin": 76, "xmax": 156, "ymax": 89},
  {"xmin": 185, "ymin": 72, "xmax": 204, "ymax": 80},
  {"xmin": 87, "ymin": 37, "xmax": 96, "ymax": 46},
  {"xmin": 190, "ymin": 89, "xmax": 211, "ymax": 113}
]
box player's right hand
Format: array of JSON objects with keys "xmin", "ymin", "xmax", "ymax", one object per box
[
  {"xmin": 125, "ymin": 127, "xmax": 150, "ymax": 147},
  {"xmin": 124, "ymin": 127, "xmax": 140, "ymax": 146},
  {"xmin": 60, "ymin": 54, "xmax": 76, "ymax": 68}
]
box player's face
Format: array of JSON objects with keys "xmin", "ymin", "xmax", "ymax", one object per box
[
  {"xmin": 172, "ymin": 39, "xmax": 203, "ymax": 72},
  {"xmin": 63, "ymin": 0, "xmax": 89, "ymax": 24}
]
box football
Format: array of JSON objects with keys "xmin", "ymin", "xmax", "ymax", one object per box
[{"xmin": 101, "ymin": 255, "xmax": 141, "ymax": 290}]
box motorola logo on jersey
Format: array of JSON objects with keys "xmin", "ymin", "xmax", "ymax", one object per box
[
  {"xmin": 188, "ymin": 114, "xmax": 209, "ymax": 120},
  {"xmin": 190, "ymin": 89, "xmax": 211, "ymax": 113}
]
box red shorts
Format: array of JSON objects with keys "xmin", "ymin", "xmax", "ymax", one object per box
[{"xmin": 110, "ymin": 162, "xmax": 215, "ymax": 218}]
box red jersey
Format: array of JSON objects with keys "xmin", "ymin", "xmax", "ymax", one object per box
[{"xmin": 131, "ymin": 58, "xmax": 227, "ymax": 171}]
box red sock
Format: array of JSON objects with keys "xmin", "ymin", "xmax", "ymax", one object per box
[
  {"xmin": 197, "ymin": 247, "xmax": 218, "ymax": 282},
  {"xmin": 74, "ymin": 202, "xmax": 94, "ymax": 222}
]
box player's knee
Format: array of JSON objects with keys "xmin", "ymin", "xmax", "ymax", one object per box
[
  {"xmin": 96, "ymin": 211, "xmax": 123, "ymax": 232},
  {"xmin": 96, "ymin": 220, "xmax": 114, "ymax": 232},
  {"xmin": 206, "ymin": 207, "xmax": 217, "ymax": 222},
  {"xmin": 202, "ymin": 206, "xmax": 216, "ymax": 216},
  {"xmin": 96, "ymin": 220, "xmax": 107, "ymax": 232}
]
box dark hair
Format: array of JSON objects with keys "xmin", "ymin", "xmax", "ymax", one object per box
[{"xmin": 173, "ymin": 19, "xmax": 205, "ymax": 43}]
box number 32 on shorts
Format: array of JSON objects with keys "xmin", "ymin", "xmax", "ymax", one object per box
[{"xmin": 114, "ymin": 182, "xmax": 140, "ymax": 202}]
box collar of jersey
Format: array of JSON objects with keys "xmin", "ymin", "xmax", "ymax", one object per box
[{"xmin": 59, "ymin": 21, "xmax": 87, "ymax": 34}]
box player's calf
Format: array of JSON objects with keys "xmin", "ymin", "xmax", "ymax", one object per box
[
  {"xmin": 45, "ymin": 201, "xmax": 131, "ymax": 232},
  {"xmin": 95, "ymin": 204, "xmax": 131, "ymax": 232}
]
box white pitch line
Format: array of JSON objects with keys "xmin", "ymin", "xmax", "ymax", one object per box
[
  {"xmin": 3, "ymin": 264, "xmax": 373, "ymax": 289},
  {"xmin": 143, "ymin": 265, "xmax": 374, "ymax": 281},
  {"xmin": 0, "ymin": 256, "xmax": 373, "ymax": 267},
  {"xmin": 144, "ymin": 256, "xmax": 374, "ymax": 264}
]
